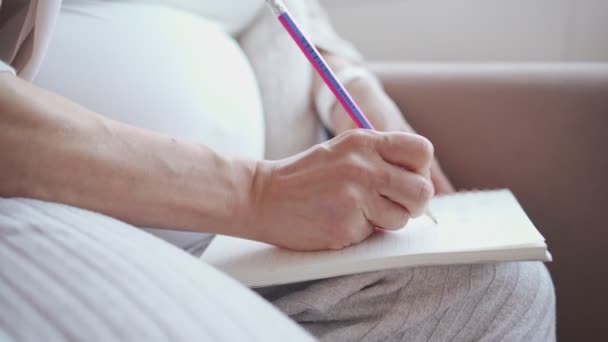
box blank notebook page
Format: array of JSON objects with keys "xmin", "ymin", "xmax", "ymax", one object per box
[{"xmin": 201, "ymin": 190, "xmax": 550, "ymax": 287}]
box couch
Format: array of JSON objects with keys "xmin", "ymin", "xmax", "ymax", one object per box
[{"xmin": 371, "ymin": 62, "xmax": 608, "ymax": 341}]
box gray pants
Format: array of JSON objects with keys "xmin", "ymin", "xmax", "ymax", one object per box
[
  {"xmin": 258, "ymin": 262, "xmax": 555, "ymax": 341},
  {"xmin": 0, "ymin": 198, "xmax": 555, "ymax": 341}
]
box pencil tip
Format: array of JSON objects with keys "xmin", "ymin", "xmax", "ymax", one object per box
[{"xmin": 426, "ymin": 211, "xmax": 438, "ymax": 224}]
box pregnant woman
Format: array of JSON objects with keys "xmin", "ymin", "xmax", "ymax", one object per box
[{"xmin": 0, "ymin": 1, "xmax": 555, "ymax": 340}]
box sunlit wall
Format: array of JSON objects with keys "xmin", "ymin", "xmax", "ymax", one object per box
[{"xmin": 320, "ymin": 0, "xmax": 608, "ymax": 62}]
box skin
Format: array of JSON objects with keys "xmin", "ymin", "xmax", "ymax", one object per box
[
  {"xmin": 250, "ymin": 129, "xmax": 434, "ymax": 250},
  {"xmin": 316, "ymin": 54, "xmax": 455, "ymax": 195},
  {"xmin": 0, "ymin": 52, "xmax": 451, "ymax": 252}
]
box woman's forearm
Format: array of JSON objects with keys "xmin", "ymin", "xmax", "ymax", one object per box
[
  {"xmin": 0, "ymin": 71, "xmax": 439, "ymax": 251},
  {"xmin": 0, "ymin": 73, "xmax": 257, "ymax": 237},
  {"xmin": 325, "ymin": 77, "xmax": 414, "ymax": 134},
  {"xmin": 313, "ymin": 54, "xmax": 414, "ymax": 135}
]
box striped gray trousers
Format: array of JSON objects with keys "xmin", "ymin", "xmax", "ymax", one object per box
[{"xmin": 0, "ymin": 198, "xmax": 555, "ymax": 341}]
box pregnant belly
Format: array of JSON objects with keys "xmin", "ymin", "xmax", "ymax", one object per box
[{"xmin": 35, "ymin": 2, "xmax": 265, "ymax": 249}]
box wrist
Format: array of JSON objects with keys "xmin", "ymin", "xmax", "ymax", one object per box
[
  {"xmin": 228, "ymin": 159, "xmax": 272, "ymax": 241},
  {"xmin": 331, "ymin": 78, "xmax": 417, "ymax": 135},
  {"xmin": 326, "ymin": 77, "xmax": 384, "ymax": 133},
  {"xmin": 183, "ymin": 152, "xmax": 265, "ymax": 239},
  {"xmin": 315, "ymin": 66, "xmax": 380, "ymax": 130},
  {"xmin": 219, "ymin": 156, "xmax": 265, "ymax": 240}
]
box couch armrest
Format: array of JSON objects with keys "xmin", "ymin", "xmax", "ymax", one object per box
[{"xmin": 371, "ymin": 62, "xmax": 608, "ymax": 340}]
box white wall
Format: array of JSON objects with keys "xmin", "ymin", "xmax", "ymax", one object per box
[{"xmin": 319, "ymin": 0, "xmax": 608, "ymax": 62}]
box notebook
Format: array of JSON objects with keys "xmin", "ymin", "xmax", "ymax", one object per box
[{"xmin": 201, "ymin": 190, "xmax": 551, "ymax": 287}]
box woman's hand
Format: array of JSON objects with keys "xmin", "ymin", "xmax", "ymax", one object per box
[
  {"xmin": 247, "ymin": 129, "xmax": 434, "ymax": 251},
  {"xmin": 322, "ymin": 76, "xmax": 455, "ymax": 195},
  {"xmin": 429, "ymin": 159, "xmax": 455, "ymax": 195}
]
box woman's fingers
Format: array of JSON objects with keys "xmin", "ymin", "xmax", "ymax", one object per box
[
  {"xmin": 364, "ymin": 194, "xmax": 410, "ymax": 231},
  {"xmin": 339, "ymin": 130, "xmax": 435, "ymax": 218},
  {"xmin": 431, "ymin": 159, "xmax": 455, "ymax": 194},
  {"xmin": 373, "ymin": 131, "xmax": 434, "ymax": 174},
  {"xmin": 250, "ymin": 130, "xmax": 437, "ymax": 251},
  {"xmin": 373, "ymin": 162, "xmax": 434, "ymax": 217}
]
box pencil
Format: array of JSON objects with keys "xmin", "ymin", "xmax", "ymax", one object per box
[{"xmin": 264, "ymin": 0, "xmax": 438, "ymax": 224}]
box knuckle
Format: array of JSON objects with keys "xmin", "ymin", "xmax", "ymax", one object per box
[
  {"xmin": 394, "ymin": 209, "xmax": 410, "ymax": 229},
  {"xmin": 379, "ymin": 132, "xmax": 392, "ymax": 148},
  {"xmin": 341, "ymin": 226, "xmax": 359, "ymax": 244},
  {"xmin": 338, "ymin": 183, "xmax": 360, "ymax": 207},
  {"xmin": 346, "ymin": 221, "xmax": 373, "ymax": 244},
  {"xmin": 421, "ymin": 137, "xmax": 435, "ymax": 159},
  {"xmin": 342, "ymin": 155, "xmax": 373, "ymax": 181},
  {"xmin": 315, "ymin": 141, "xmax": 333, "ymax": 156},
  {"xmin": 376, "ymin": 167, "xmax": 393, "ymax": 188},
  {"xmin": 328, "ymin": 222, "xmax": 355, "ymax": 248},
  {"xmin": 383, "ymin": 206, "xmax": 409, "ymax": 230},
  {"xmin": 415, "ymin": 178, "xmax": 434, "ymax": 207},
  {"xmin": 343, "ymin": 129, "xmax": 374, "ymax": 148},
  {"xmin": 414, "ymin": 135, "xmax": 434, "ymax": 161}
]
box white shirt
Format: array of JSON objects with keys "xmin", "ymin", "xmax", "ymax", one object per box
[
  {"xmin": 129, "ymin": 0, "xmax": 265, "ymax": 35},
  {"xmin": 63, "ymin": 0, "xmax": 265, "ymax": 36},
  {"xmin": 0, "ymin": 60, "xmax": 14, "ymax": 74}
]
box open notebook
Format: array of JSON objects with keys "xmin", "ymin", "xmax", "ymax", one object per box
[{"xmin": 201, "ymin": 190, "xmax": 551, "ymax": 287}]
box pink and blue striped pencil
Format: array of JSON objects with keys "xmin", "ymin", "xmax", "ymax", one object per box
[
  {"xmin": 265, "ymin": 1, "xmax": 438, "ymax": 224},
  {"xmin": 264, "ymin": 0, "xmax": 374, "ymax": 130}
]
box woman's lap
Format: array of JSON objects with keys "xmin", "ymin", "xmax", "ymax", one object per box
[{"xmin": 257, "ymin": 262, "xmax": 556, "ymax": 342}]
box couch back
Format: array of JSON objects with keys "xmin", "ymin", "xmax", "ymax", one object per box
[{"xmin": 373, "ymin": 63, "xmax": 608, "ymax": 341}]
